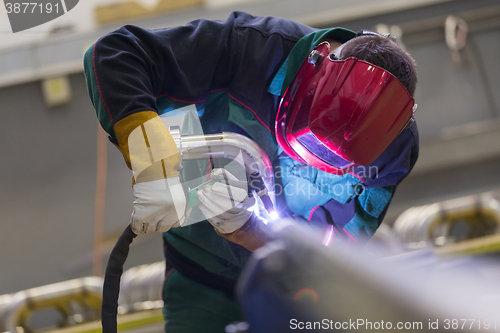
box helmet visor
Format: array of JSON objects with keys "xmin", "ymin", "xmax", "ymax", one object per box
[
  {"xmin": 276, "ymin": 42, "xmax": 415, "ymax": 174},
  {"xmin": 296, "ymin": 132, "xmax": 354, "ymax": 169}
]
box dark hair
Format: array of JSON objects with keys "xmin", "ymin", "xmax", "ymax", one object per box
[{"xmin": 339, "ymin": 35, "xmax": 417, "ymax": 97}]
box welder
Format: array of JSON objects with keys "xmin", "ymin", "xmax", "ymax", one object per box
[{"xmin": 84, "ymin": 11, "xmax": 418, "ymax": 333}]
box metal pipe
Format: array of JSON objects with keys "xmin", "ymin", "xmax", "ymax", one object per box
[
  {"xmin": 118, "ymin": 261, "xmax": 165, "ymax": 314},
  {"xmin": 170, "ymin": 127, "xmax": 275, "ymax": 205},
  {"xmin": 393, "ymin": 191, "xmax": 500, "ymax": 251},
  {"xmin": 2, "ymin": 277, "xmax": 103, "ymax": 333}
]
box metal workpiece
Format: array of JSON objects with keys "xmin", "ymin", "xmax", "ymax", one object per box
[
  {"xmin": 171, "ymin": 129, "xmax": 275, "ymax": 203},
  {"xmin": 1, "ymin": 277, "xmax": 103, "ymax": 333},
  {"xmin": 239, "ymin": 219, "xmax": 500, "ymax": 333}
]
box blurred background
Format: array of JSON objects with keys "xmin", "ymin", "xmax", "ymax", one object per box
[{"xmin": 1, "ymin": 0, "xmax": 500, "ymax": 330}]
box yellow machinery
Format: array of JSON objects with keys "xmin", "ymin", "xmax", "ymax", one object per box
[
  {"xmin": 0, "ymin": 264, "xmax": 167, "ymax": 333},
  {"xmin": 0, "ymin": 278, "xmax": 102, "ymax": 333},
  {"xmin": 393, "ymin": 191, "xmax": 500, "ymax": 257},
  {"xmin": 95, "ymin": 0, "xmax": 205, "ymax": 25}
]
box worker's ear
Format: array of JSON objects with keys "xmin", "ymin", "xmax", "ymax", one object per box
[{"xmin": 323, "ymin": 38, "xmax": 343, "ymax": 59}]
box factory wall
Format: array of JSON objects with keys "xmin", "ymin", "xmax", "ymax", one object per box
[{"xmin": 1, "ymin": 0, "xmax": 500, "ymax": 296}]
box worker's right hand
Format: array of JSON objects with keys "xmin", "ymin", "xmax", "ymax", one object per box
[{"xmin": 131, "ymin": 176, "xmax": 187, "ymax": 234}]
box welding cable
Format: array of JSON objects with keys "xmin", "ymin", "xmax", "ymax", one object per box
[{"xmin": 101, "ymin": 224, "xmax": 137, "ymax": 333}]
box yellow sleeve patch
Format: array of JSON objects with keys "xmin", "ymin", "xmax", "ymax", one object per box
[{"xmin": 113, "ymin": 111, "xmax": 181, "ymax": 183}]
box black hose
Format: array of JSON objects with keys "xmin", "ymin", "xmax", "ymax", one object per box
[{"xmin": 101, "ymin": 224, "xmax": 137, "ymax": 333}]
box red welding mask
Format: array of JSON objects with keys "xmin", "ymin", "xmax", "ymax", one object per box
[{"xmin": 275, "ymin": 42, "xmax": 416, "ymax": 175}]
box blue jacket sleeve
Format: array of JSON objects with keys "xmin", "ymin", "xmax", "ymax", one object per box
[{"xmin": 84, "ymin": 13, "xmax": 240, "ymax": 139}]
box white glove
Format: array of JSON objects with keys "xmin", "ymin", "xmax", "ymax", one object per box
[
  {"xmin": 197, "ymin": 169, "xmax": 255, "ymax": 234},
  {"xmin": 131, "ymin": 176, "xmax": 187, "ymax": 234}
]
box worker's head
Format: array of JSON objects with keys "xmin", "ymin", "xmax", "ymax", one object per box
[
  {"xmin": 336, "ymin": 33, "xmax": 417, "ymax": 97},
  {"xmin": 275, "ymin": 32, "xmax": 418, "ymax": 175}
]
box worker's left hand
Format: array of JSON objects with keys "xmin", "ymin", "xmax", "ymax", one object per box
[{"xmin": 197, "ymin": 169, "xmax": 255, "ymax": 234}]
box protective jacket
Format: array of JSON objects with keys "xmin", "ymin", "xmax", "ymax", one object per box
[{"xmin": 84, "ymin": 10, "xmax": 418, "ymax": 296}]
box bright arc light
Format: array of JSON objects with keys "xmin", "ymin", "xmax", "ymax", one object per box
[{"xmin": 269, "ymin": 211, "xmax": 279, "ymax": 220}]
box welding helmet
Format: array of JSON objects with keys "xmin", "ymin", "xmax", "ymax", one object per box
[{"xmin": 275, "ymin": 41, "xmax": 416, "ymax": 175}]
